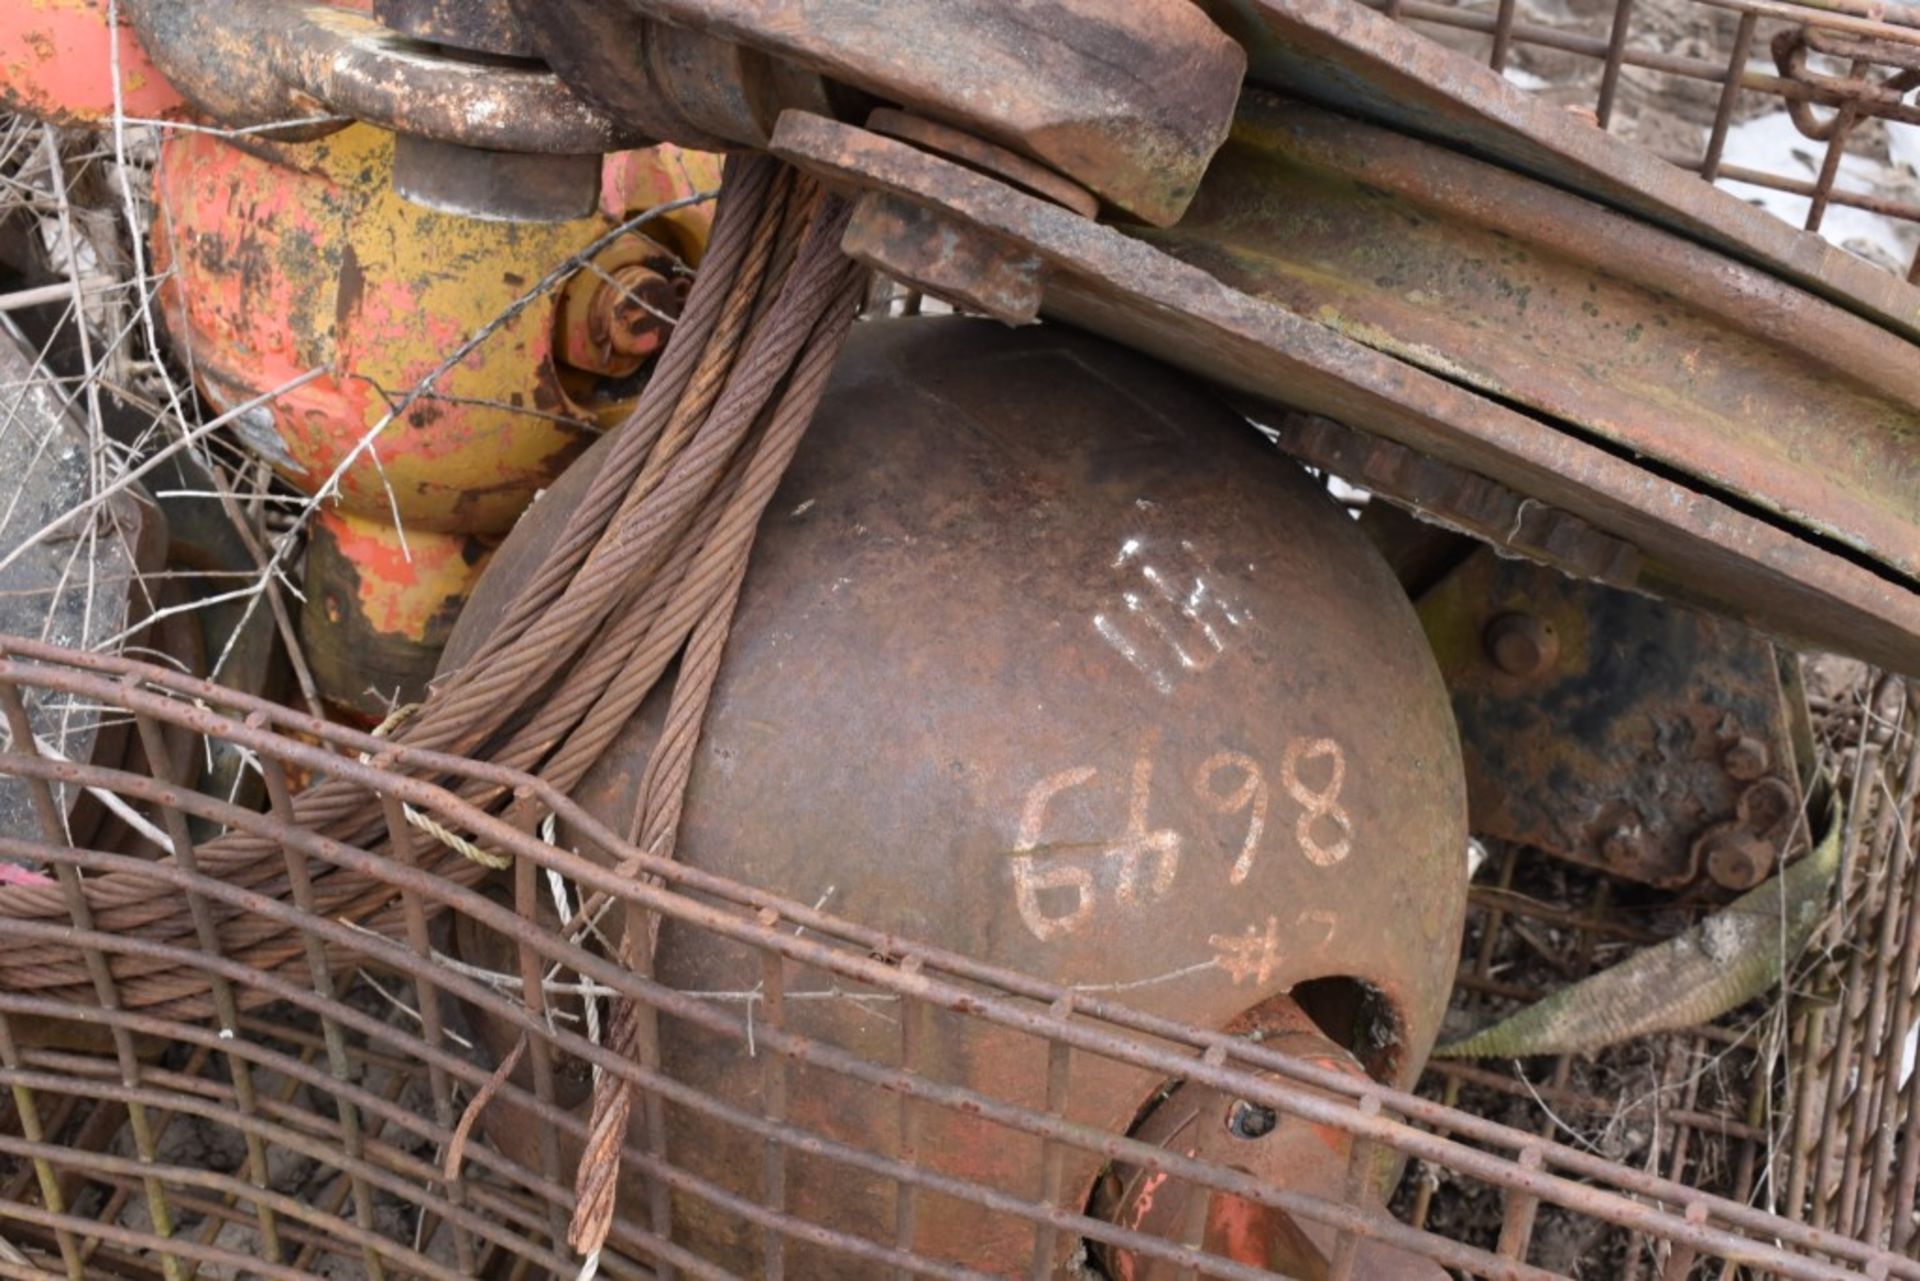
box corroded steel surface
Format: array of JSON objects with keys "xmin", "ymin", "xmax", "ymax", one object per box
[
  {"xmin": 372, "ymin": 0, "xmax": 532, "ymax": 56},
  {"xmin": 1273, "ymin": 412, "xmax": 1641, "ymax": 590},
  {"xmin": 866, "ymin": 108, "xmax": 1101, "ymax": 220},
  {"xmin": 510, "ymin": 0, "xmax": 824, "ymax": 153},
  {"xmin": 1195, "ymin": 0, "xmax": 1920, "ymax": 342},
  {"xmin": 389, "ymin": 135, "xmax": 601, "ymax": 223},
  {"xmin": 151, "ymin": 124, "xmax": 716, "ymax": 712},
  {"xmin": 122, "ymin": 0, "xmax": 637, "ymax": 153},
  {"xmin": 449, "ymin": 316, "xmax": 1469, "ymax": 1275},
  {"xmin": 531, "ymin": 0, "xmax": 1247, "ymax": 225},
  {"xmin": 1094, "ymin": 999, "xmax": 1448, "ymax": 1280},
  {"xmin": 841, "ymin": 189, "xmax": 1043, "ymax": 324},
  {"xmin": 1146, "ymin": 97, "xmax": 1920, "ymax": 582},
  {"xmin": 0, "ymin": 0, "xmax": 186, "ymax": 126},
  {"xmin": 770, "ymin": 111, "xmax": 1920, "ymax": 675},
  {"xmin": 1420, "ymin": 548, "xmax": 1807, "ymax": 891},
  {"xmin": 152, "ymin": 124, "xmax": 611, "ymax": 522}
]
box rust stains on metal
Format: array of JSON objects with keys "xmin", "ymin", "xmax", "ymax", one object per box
[
  {"xmin": 1194, "ymin": 0, "xmax": 1920, "ymax": 341},
  {"xmin": 1271, "ymin": 412, "xmax": 1642, "ymax": 589},
  {"xmin": 1094, "ymin": 1002, "xmax": 1449, "ymax": 1279},
  {"xmin": 770, "ymin": 110, "xmax": 1920, "ymax": 674},
  {"xmin": 866, "ymin": 108, "xmax": 1101, "ymax": 220},
  {"xmin": 510, "ymin": 0, "xmax": 822, "ymax": 152},
  {"xmin": 301, "ymin": 512, "xmax": 485, "ymax": 720},
  {"xmin": 1142, "ymin": 96, "xmax": 1920, "ymax": 584},
  {"xmin": 454, "ymin": 316, "xmax": 1468, "ymax": 1275},
  {"xmin": 593, "ymin": 0, "xmax": 1246, "ymax": 224},
  {"xmin": 122, "ymin": 0, "xmax": 640, "ymax": 152},
  {"xmin": 389, "ymin": 135, "xmax": 601, "ymax": 223},
  {"xmin": 372, "ymin": 0, "xmax": 533, "ymax": 56},
  {"xmin": 840, "ymin": 190, "xmax": 1042, "ymax": 324},
  {"xmin": 1483, "ymin": 612, "xmax": 1561, "ymax": 681},
  {"xmin": 555, "ymin": 240, "xmax": 689, "ymax": 378},
  {"xmin": 150, "ymin": 123, "xmax": 713, "ymax": 712},
  {"xmin": 1, "ymin": 638, "xmax": 1907, "ymax": 1276},
  {"xmin": 1419, "ymin": 548, "xmax": 1808, "ymax": 891}
]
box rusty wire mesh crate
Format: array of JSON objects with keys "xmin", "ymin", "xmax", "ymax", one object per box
[
  {"xmin": 0, "ymin": 637, "xmax": 1908, "ymax": 1279},
  {"xmin": 1377, "ymin": 0, "xmax": 1920, "ymax": 274}
]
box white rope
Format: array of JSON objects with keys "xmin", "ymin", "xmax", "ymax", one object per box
[{"xmin": 362, "ymin": 703, "xmax": 510, "ymax": 869}]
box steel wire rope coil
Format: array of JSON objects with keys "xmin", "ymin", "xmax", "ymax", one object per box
[{"xmin": 0, "ymin": 155, "xmax": 857, "ymax": 1018}]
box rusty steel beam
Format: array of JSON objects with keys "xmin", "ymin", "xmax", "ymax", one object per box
[
  {"xmin": 1193, "ymin": 0, "xmax": 1920, "ymax": 343},
  {"xmin": 1142, "ymin": 96, "xmax": 1920, "ymax": 583},
  {"xmin": 769, "ymin": 111, "xmax": 1920, "ymax": 675}
]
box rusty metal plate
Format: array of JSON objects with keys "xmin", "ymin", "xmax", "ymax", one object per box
[
  {"xmin": 611, "ymin": 0, "xmax": 1247, "ymax": 225},
  {"xmin": 1145, "ymin": 95, "xmax": 1920, "ymax": 583},
  {"xmin": 1420, "ymin": 548, "xmax": 1807, "ymax": 891},
  {"xmin": 1194, "ymin": 0, "xmax": 1920, "ymax": 344},
  {"xmin": 770, "ymin": 111, "xmax": 1920, "ymax": 676}
]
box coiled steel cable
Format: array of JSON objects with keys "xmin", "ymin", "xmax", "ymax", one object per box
[{"xmin": 0, "ymin": 158, "xmax": 870, "ymax": 1028}]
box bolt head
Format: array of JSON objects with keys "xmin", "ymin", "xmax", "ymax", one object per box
[
  {"xmin": 1599, "ymin": 825, "xmax": 1646, "ymax": 872},
  {"xmin": 1722, "ymin": 736, "xmax": 1770, "ymax": 782},
  {"xmin": 1704, "ymin": 831, "xmax": 1773, "ymax": 891},
  {"xmin": 1484, "ymin": 612, "xmax": 1559, "ymax": 679}
]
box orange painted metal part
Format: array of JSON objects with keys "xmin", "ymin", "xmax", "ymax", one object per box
[
  {"xmin": 0, "ymin": 0, "xmax": 186, "ymax": 125},
  {"xmin": 301, "ymin": 511, "xmax": 487, "ymax": 714},
  {"xmin": 151, "ymin": 123, "xmax": 717, "ymax": 713},
  {"xmin": 1095, "ymin": 998, "xmax": 1448, "ymax": 1280}
]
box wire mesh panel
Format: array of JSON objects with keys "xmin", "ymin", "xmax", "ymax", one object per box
[
  {"xmin": 1399, "ymin": 672, "xmax": 1920, "ymax": 1278},
  {"xmin": 0, "ymin": 636, "xmax": 1910, "ymax": 1280},
  {"xmin": 1376, "ymin": 0, "xmax": 1920, "ymax": 276}
]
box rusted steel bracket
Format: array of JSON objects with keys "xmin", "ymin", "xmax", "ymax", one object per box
[
  {"xmin": 122, "ymin": 0, "xmax": 638, "ymax": 153},
  {"xmin": 770, "ymin": 110, "xmax": 1920, "ymax": 674},
  {"xmin": 525, "ymin": 0, "xmax": 1246, "ymax": 226},
  {"xmin": 1421, "ymin": 548, "xmax": 1811, "ymax": 892},
  {"xmin": 1146, "ymin": 96, "xmax": 1920, "ymax": 584},
  {"xmin": 1194, "ymin": 0, "xmax": 1920, "ymax": 343}
]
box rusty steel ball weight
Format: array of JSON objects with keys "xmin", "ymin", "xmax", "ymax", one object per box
[{"xmin": 444, "ymin": 316, "xmax": 1469, "ymax": 1274}]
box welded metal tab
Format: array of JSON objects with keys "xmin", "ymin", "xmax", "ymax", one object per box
[{"xmin": 771, "ymin": 110, "xmax": 1920, "ymax": 675}]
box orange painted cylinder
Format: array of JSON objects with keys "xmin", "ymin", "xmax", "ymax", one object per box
[
  {"xmin": 151, "ymin": 123, "xmax": 718, "ymax": 715},
  {"xmin": 0, "ymin": 0, "xmax": 187, "ymax": 126}
]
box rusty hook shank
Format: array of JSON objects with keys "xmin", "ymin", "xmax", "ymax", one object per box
[{"xmin": 122, "ymin": 0, "xmax": 643, "ymax": 153}]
